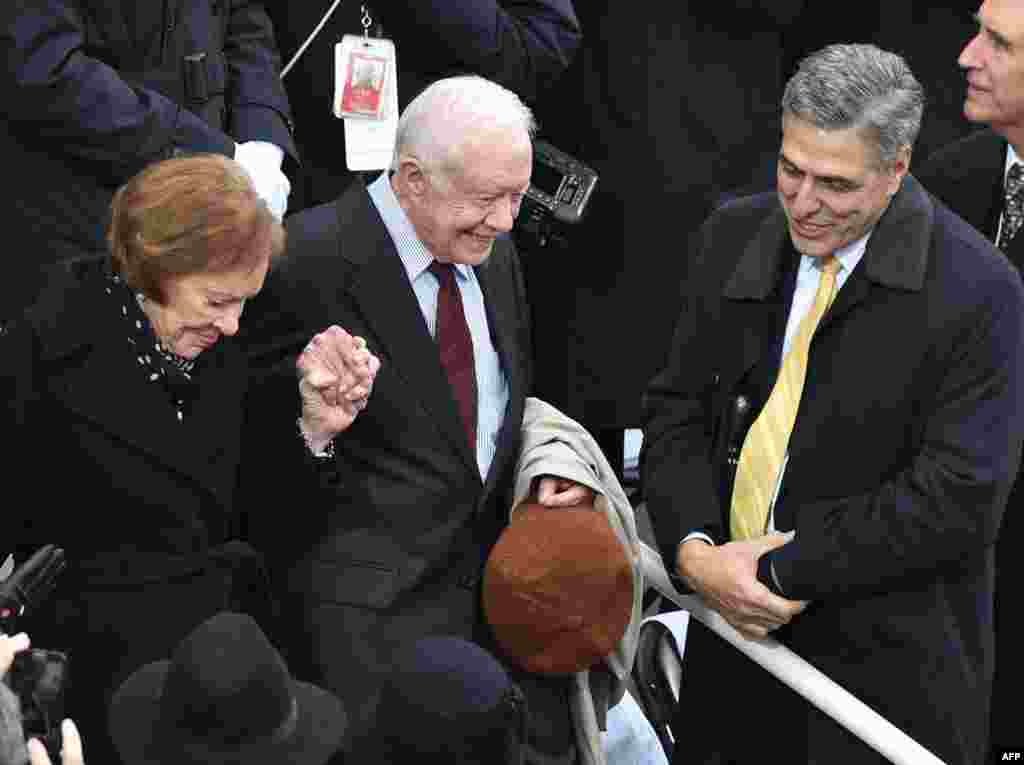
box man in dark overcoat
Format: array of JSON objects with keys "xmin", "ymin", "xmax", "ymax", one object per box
[{"xmin": 643, "ymin": 44, "xmax": 1024, "ymax": 765}]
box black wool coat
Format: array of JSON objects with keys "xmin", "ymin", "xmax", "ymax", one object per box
[
  {"xmin": 917, "ymin": 129, "xmax": 1024, "ymax": 761},
  {"xmin": 0, "ymin": 262, "xmax": 284, "ymax": 761}
]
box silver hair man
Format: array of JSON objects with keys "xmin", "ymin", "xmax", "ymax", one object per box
[
  {"xmin": 391, "ymin": 75, "xmax": 537, "ymax": 181},
  {"xmin": 782, "ymin": 43, "xmax": 925, "ymax": 169}
]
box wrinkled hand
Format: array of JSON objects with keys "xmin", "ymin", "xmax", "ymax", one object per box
[
  {"xmin": 536, "ymin": 476, "xmax": 596, "ymax": 508},
  {"xmin": 27, "ymin": 720, "xmax": 83, "ymax": 765},
  {"xmin": 234, "ymin": 141, "xmax": 290, "ymax": 221},
  {"xmin": 678, "ymin": 533, "xmax": 808, "ymax": 639},
  {"xmin": 297, "ymin": 326, "xmax": 381, "ymax": 451}
]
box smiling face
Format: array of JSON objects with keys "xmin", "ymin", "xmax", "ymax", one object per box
[
  {"xmin": 777, "ymin": 114, "xmax": 907, "ymax": 258},
  {"xmin": 142, "ymin": 255, "xmax": 271, "ymax": 359},
  {"xmin": 960, "ymin": 0, "xmax": 1024, "ymax": 138},
  {"xmin": 397, "ymin": 127, "xmax": 533, "ymax": 266}
]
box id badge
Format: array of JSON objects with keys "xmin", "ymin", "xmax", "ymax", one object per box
[
  {"xmin": 334, "ymin": 35, "xmax": 394, "ymax": 120},
  {"xmin": 341, "ymin": 37, "xmax": 399, "ymax": 171}
]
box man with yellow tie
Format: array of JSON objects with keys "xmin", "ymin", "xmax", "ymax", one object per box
[{"xmin": 643, "ymin": 44, "xmax": 1024, "ymax": 765}]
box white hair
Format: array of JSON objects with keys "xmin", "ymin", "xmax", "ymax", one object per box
[{"xmin": 391, "ymin": 75, "xmax": 537, "ymax": 180}]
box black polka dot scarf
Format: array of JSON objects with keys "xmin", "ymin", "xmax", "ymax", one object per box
[{"xmin": 104, "ymin": 271, "xmax": 200, "ymax": 422}]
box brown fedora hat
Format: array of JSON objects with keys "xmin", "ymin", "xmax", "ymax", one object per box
[
  {"xmin": 108, "ymin": 612, "xmax": 347, "ymax": 765},
  {"xmin": 483, "ymin": 502, "xmax": 634, "ymax": 676}
]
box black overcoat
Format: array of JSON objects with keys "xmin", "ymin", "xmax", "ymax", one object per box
[
  {"xmin": 917, "ymin": 131, "xmax": 1024, "ymax": 760},
  {"xmin": 0, "ymin": 262, "xmax": 273, "ymax": 760}
]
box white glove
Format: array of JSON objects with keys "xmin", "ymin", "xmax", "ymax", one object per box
[{"xmin": 234, "ymin": 140, "xmax": 290, "ymax": 221}]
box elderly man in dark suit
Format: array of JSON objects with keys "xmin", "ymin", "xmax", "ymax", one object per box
[
  {"xmin": 914, "ymin": 2, "xmax": 1024, "ymax": 756},
  {"xmin": 643, "ymin": 44, "xmax": 1024, "ymax": 765},
  {"xmin": 241, "ymin": 74, "xmax": 592, "ymax": 762}
]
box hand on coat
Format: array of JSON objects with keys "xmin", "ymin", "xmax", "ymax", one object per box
[
  {"xmin": 297, "ymin": 326, "xmax": 381, "ymax": 452},
  {"xmin": 678, "ymin": 533, "xmax": 807, "ymax": 640},
  {"xmin": 536, "ymin": 475, "xmax": 596, "ymax": 508}
]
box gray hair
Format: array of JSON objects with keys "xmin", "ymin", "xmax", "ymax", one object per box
[
  {"xmin": 0, "ymin": 683, "xmax": 27, "ymax": 765},
  {"xmin": 782, "ymin": 44, "xmax": 924, "ymax": 168},
  {"xmin": 392, "ymin": 75, "xmax": 537, "ymax": 179}
]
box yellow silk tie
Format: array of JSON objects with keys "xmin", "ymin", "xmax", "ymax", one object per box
[{"xmin": 730, "ymin": 255, "xmax": 840, "ymax": 541}]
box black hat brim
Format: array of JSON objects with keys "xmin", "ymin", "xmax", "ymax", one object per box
[{"xmin": 108, "ymin": 661, "xmax": 347, "ymax": 765}]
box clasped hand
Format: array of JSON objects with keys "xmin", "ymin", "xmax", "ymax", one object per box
[
  {"xmin": 678, "ymin": 533, "xmax": 808, "ymax": 640},
  {"xmin": 297, "ymin": 326, "xmax": 381, "ymax": 451}
]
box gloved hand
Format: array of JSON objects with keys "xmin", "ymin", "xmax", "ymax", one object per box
[{"xmin": 234, "ymin": 141, "xmax": 290, "ymax": 221}]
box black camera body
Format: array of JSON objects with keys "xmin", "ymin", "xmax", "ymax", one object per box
[
  {"xmin": 8, "ymin": 649, "xmax": 68, "ymax": 759},
  {"xmin": 515, "ymin": 139, "xmax": 598, "ymax": 249}
]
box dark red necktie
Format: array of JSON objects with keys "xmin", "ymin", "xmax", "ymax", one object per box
[{"xmin": 429, "ymin": 262, "xmax": 478, "ymax": 450}]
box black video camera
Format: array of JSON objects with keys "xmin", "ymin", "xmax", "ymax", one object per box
[
  {"xmin": 1, "ymin": 545, "xmax": 67, "ymax": 760},
  {"xmin": 515, "ymin": 139, "xmax": 598, "ymax": 249}
]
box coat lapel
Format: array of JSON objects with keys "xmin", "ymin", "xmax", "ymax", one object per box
[
  {"xmin": 822, "ymin": 175, "xmax": 933, "ymax": 332},
  {"xmin": 943, "ymin": 129, "xmax": 1007, "ymax": 241},
  {"xmin": 720, "ymin": 206, "xmax": 795, "ymax": 389},
  {"xmin": 331, "ymin": 190, "xmax": 480, "ymax": 476}
]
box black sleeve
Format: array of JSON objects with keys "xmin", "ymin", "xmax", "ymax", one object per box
[
  {"xmin": 0, "ymin": 0, "xmax": 236, "ymax": 186},
  {"xmin": 225, "ymin": 0, "xmax": 298, "ymax": 160}
]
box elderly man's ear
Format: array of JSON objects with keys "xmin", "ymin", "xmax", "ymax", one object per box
[{"xmin": 394, "ymin": 157, "xmax": 429, "ymax": 197}]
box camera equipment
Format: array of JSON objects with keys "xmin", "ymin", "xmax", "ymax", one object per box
[
  {"xmin": 1, "ymin": 545, "xmax": 67, "ymax": 760},
  {"xmin": 515, "ymin": 139, "xmax": 598, "ymax": 249},
  {"xmin": 8, "ymin": 649, "xmax": 68, "ymax": 759}
]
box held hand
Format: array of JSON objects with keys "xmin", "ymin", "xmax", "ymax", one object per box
[
  {"xmin": 678, "ymin": 533, "xmax": 808, "ymax": 639},
  {"xmin": 536, "ymin": 476, "xmax": 597, "ymax": 508},
  {"xmin": 27, "ymin": 720, "xmax": 83, "ymax": 765},
  {"xmin": 297, "ymin": 326, "xmax": 381, "ymax": 450}
]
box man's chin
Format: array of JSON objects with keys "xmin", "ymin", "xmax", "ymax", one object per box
[{"xmin": 455, "ymin": 238, "xmax": 496, "ymax": 264}]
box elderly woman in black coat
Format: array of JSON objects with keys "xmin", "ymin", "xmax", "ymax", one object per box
[{"xmin": 0, "ymin": 154, "xmax": 378, "ymax": 763}]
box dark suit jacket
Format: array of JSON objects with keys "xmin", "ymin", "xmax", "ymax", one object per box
[
  {"xmin": 642, "ymin": 176, "xmax": 1024, "ymax": 764},
  {"xmin": 0, "ymin": 261, "xmax": 261, "ymax": 762},
  {"xmin": 239, "ymin": 182, "xmax": 534, "ymax": 745},
  {"xmin": 916, "ymin": 128, "xmax": 1020, "ymax": 262},
  {"xmin": 916, "ymin": 130, "xmax": 1024, "ymax": 758}
]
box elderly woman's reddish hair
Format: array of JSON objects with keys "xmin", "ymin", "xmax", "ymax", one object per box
[{"xmin": 107, "ymin": 154, "xmax": 285, "ymax": 302}]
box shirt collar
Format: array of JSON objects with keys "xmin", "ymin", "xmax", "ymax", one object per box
[
  {"xmin": 367, "ymin": 173, "xmax": 473, "ymax": 282},
  {"xmin": 798, "ymin": 230, "xmax": 870, "ymax": 277}
]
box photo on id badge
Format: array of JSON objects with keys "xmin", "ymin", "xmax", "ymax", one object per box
[{"xmin": 339, "ymin": 51, "xmax": 388, "ymax": 117}]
